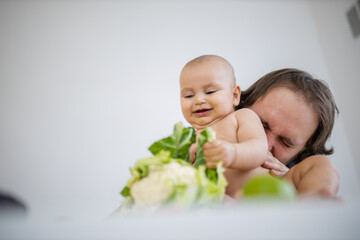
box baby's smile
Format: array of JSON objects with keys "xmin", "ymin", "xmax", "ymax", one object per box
[{"xmin": 193, "ymin": 108, "xmax": 213, "ymax": 117}]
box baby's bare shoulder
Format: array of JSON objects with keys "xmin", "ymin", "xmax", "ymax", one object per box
[
  {"xmin": 212, "ymin": 112, "xmax": 238, "ymax": 128},
  {"xmin": 233, "ymin": 108, "xmax": 261, "ymax": 122}
]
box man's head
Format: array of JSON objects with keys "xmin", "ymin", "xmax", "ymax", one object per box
[
  {"xmin": 180, "ymin": 55, "xmax": 240, "ymax": 129},
  {"xmin": 238, "ymin": 68, "xmax": 338, "ymax": 165}
]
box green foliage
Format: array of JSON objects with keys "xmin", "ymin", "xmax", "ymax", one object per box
[
  {"xmin": 149, "ymin": 122, "xmax": 196, "ymax": 162},
  {"xmin": 120, "ymin": 122, "xmax": 227, "ymax": 209},
  {"xmin": 194, "ymin": 127, "xmax": 216, "ymax": 167}
]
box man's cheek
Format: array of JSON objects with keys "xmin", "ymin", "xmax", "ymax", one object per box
[
  {"xmin": 273, "ymin": 147, "xmax": 288, "ymax": 164},
  {"xmin": 281, "ymin": 150, "xmax": 298, "ymax": 165}
]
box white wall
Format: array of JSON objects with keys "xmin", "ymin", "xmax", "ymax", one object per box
[
  {"xmin": 308, "ymin": 0, "xmax": 360, "ymax": 192},
  {"xmin": 0, "ymin": 0, "xmax": 358, "ymax": 220}
]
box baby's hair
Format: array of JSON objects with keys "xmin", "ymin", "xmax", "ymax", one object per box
[{"xmin": 182, "ymin": 55, "xmax": 236, "ymax": 85}]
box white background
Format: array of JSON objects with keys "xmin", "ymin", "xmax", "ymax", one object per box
[{"xmin": 0, "ymin": 0, "xmax": 359, "ymax": 221}]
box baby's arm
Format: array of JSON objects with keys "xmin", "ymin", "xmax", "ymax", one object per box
[{"xmin": 203, "ymin": 108, "xmax": 268, "ymax": 170}]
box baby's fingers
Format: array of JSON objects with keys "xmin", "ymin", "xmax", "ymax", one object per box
[
  {"xmin": 205, "ymin": 161, "xmax": 218, "ymax": 169},
  {"xmin": 262, "ymin": 152, "xmax": 289, "ymax": 177},
  {"xmin": 203, "ymin": 141, "xmax": 222, "ymax": 161},
  {"xmin": 189, "ymin": 143, "xmax": 198, "ymax": 164},
  {"xmin": 203, "ymin": 140, "xmax": 220, "ymax": 150}
]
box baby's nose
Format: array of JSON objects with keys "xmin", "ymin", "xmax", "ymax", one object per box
[{"xmin": 195, "ymin": 95, "xmax": 206, "ymax": 104}]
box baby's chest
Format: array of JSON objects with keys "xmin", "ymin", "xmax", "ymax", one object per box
[{"xmin": 214, "ymin": 128, "xmax": 238, "ymax": 143}]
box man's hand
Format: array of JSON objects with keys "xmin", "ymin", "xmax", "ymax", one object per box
[
  {"xmin": 203, "ymin": 140, "xmax": 235, "ymax": 168},
  {"xmin": 262, "ymin": 152, "xmax": 289, "ymax": 177}
]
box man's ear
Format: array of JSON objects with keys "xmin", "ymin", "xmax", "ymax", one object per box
[{"xmin": 233, "ymin": 85, "xmax": 241, "ymax": 106}]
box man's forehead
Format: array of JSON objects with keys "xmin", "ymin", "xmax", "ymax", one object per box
[
  {"xmin": 260, "ymin": 116, "xmax": 301, "ymax": 147},
  {"xmin": 257, "ymin": 91, "xmax": 312, "ymax": 147}
]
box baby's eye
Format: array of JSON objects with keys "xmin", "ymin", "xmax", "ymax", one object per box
[
  {"xmin": 206, "ymin": 90, "xmax": 217, "ymax": 94},
  {"xmin": 184, "ymin": 94, "xmax": 194, "ymax": 98}
]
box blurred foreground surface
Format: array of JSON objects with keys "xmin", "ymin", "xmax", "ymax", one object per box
[{"xmin": 1, "ymin": 199, "xmax": 359, "ymax": 240}]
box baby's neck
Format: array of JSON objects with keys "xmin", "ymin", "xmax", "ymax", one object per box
[{"xmin": 193, "ymin": 117, "xmax": 224, "ymax": 131}]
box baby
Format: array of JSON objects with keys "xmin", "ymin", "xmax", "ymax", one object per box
[{"xmin": 179, "ymin": 55, "xmax": 268, "ymax": 197}]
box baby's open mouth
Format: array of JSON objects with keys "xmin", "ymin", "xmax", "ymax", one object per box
[{"xmin": 193, "ymin": 108, "xmax": 212, "ymax": 117}]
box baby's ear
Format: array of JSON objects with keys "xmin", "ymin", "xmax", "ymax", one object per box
[{"xmin": 233, "ymin": 85, "xmax": 241, "ymax": 106}]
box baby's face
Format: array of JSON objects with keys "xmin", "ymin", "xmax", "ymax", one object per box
[{"xmin": 179, "ymin": 61, "xmax": 238, "ymax": 130}]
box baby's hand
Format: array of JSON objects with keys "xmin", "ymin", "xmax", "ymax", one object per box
[
  {"xmin": 203, "ymin": 140, "xmax": 235, "ymax": 168},
  {"xmin": 189, "ymin": 143, "xmax": 198, "ymax": 164},
  {"xmin": 262, "ymin": 152, "xmax": 289, "ymax": 177}
]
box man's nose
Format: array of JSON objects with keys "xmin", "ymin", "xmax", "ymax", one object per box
[{"xmin": 266, "ymin": 131, "xmax": 275, "ymax": 152}]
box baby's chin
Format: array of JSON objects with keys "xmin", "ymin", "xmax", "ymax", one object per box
[{"xmin": 190, "ymin": 119, "xmax": 219, "ymax": 130}]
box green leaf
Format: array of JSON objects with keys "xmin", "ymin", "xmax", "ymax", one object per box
[
  {"xmin": 193, "ymin": 127, "xmax": 222, "ymax": 184},
  {"xmin": 205, "ymin": 168, "xmax": 218, "ymax": 184},
  {"xmin": 195, "ymin": 162, "xmax": 227, "ymax": 204},
  {"xmin": 148, "ymin": 122, "xmax": 196, "ymax": 162},
  {"xmin": 194, "ymin": 127, "xmax": 216, "ymax": 168},
  {"xmin": 120, "ymin": 186, "xmax": 130, "ymax": 197},
  {"xmin": 164, "ymin": 184, "xmax": 188, "ymax": 204},
  {"xmin": 125, "ymin": 150, "xmax": 172, "ymax": 190}
]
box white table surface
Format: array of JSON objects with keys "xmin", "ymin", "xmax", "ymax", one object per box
[{"xmin": 1, "ymin": 199, "xmax": 360, "ymax": 240}]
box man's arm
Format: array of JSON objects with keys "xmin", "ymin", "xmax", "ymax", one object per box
[{"xmin": 283, "ymin": 155, "xmax": 339, "ymax": 197}]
